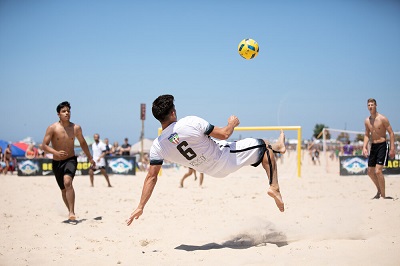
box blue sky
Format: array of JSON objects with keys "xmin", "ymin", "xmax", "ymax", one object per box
[{"xmin": 1, "ymin": 0, "xmax": 399, "ymax": 145}]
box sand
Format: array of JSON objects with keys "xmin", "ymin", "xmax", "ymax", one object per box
[{"xmin": 1, "ymin": 153, "xmax": 399, "ymax": 266}]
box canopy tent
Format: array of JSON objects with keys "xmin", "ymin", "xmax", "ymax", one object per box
[
  {"xmin": 130, "ymin": 138, "xmax": 154, "ymax": 154},
  {"xmin": 0, "ymin": 140, "xmax": 32, "ymax": 157}
]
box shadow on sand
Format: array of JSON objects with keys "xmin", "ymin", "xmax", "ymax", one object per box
[
  {"xmin": 175, "ymin": 231, "xmax": 288, "ymax": 251},
  {"xmin": 61, "ymin": 216, "xmax": 102, "ymax": 225}
]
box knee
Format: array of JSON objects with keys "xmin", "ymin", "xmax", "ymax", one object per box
[
  {"xmin": 374, "ymin": 168, "xmax": 383, "ymax": 176},
  {"xmin": 64, "ymin": 177, "xmax": 73, "ymax": 188}
]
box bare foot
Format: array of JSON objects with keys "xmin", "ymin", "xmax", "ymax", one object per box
[
  {"xmin": 383, "ymin": 196, "xmax": 393, "ymax": 200},
  {"xmin": 267, "ymin": 187, "xmax": 285, "ymax": 212},
  {"xmin": 69, "ymin": 214, "xmax": 76, "ymax": 221},
  {"xmin": 372, "ymin": 192, "xmax": 380, "ymax": 199},
  {"xmin": 276, "ymin": 130, "xmax": 286, "ymax": 154}
]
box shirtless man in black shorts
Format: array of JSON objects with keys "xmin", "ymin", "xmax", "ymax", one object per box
[
  {"xmin": 363, "ymin": 98, "xmax": 395, "ymax": 199},
  {"xmin": 42, "ymin": 101, "xmax": 95, "ymax": 221}
]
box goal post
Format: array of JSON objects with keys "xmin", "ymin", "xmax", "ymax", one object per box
[{"xmin": 158, "ymin": 126, "xmax": 302, "ymax": 177}]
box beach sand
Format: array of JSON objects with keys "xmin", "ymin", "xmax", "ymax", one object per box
[{"xmin": 1, "ymin": 153, "xmax": 399, "ymax": 266}]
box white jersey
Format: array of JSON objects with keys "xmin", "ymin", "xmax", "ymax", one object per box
[
  {"xmin": 92, "ymin": 141, "xmax": 106, "ymax": 167},
  {"xmin": 149, "ymin": 116, "xmax": 266, "ymax": 177}
]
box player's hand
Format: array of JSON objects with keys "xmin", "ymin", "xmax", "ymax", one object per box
[
  {"xmin": 362, "ymin": 148, "xmax": 368, "ymax": 158},
  {"xmin": 57, "ymin": 150, "xmax": 68, "ymax": 158},
  {"xmin": 126, "ymin": 208, "xmax": 143, "ymax": 226},
  {"xmin": 389, "ymin": 149, "xmax": 395, "ymax": 159},
  {"xmin": 228, "ymin": 115, "xmax": 240, "ymax": 127},
  {"xmin": 89, "ymin": 158, "xmax": 96, "ymax": 168}
]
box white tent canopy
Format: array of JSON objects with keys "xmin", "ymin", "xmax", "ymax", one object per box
[{"xmin": 130, "ymin": 138, "xmax": 154, "ymax": 154}]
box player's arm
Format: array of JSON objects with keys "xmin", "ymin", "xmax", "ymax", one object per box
[
  {"xmin": 42, "ymin": 125, "xmax": 66, "ymax": 158},
  {"xmin": 209, "ymin": 115, "xmax": 240, "ymax": 140},
  {"xmin": 75, "ymin": 125, "xmax": 95, "ymax": 166},
  {"xmin": 126, "ymin": 164, "xmax": 162, "ymax": 226},
  {"xmin": 383, "ymin": 117, "xmax": 396, "ymax": 159},
  {"xmin": 362, "ymin": 119, "xmax": 370, "ymax": 157}
]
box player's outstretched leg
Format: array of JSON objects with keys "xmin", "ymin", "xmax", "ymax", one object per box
[{"xmin": 262, "ymin": 131, "xmax": 285, "ymax": 212}]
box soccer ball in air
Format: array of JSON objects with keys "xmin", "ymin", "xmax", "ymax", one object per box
[{"xmin": 238, "ymin": 38, "xmax": 259, "ymax": 60}]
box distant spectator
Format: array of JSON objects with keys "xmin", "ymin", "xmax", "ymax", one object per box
[
  {"xmin": 3, "ymin": 144, "xmax": 12, "ymax": 175},
  {"xmin": 89, "ymin": 133, "xmax": 112, "ymax": 187},
  {"xmin": 312, "ymin": 147, "xmax": 321, "ymax": 165},
  {"xmin": 121, "ymin": 138, "xmax": 131, "ymax": 156},
  {"xmin": 37, "ymin": 144, "xmax": 45, "ymax": 158},
  {"xmin": 111, "ymin": 141, "xmax": 121, "ymax": 156},
  {"xmin": 0, "ymin": 147, "xmax": 5, "ymax": 172},
  {"xmin": 25, "ymin": 143, "xmax": 37, "ymax": 159},
  {"xmin": 343, "ymin": 141, "xmax": 354, "ymax": 156},
  {"xmin": 104, "ymin": 138, "xmax": 111, "ymax": 156}
]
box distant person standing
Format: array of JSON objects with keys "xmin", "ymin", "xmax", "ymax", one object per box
[
  {"xmin": 363, "ymin": 98, "xmax": 395, "ymax": 199},
  {"xmin": 42, "ymin": 101, "xmax": 95, "ymax": 221},
  {"xmin": 111, "ymin": 141, "xmax": 121, "ymax": 156},
  {"xmin": 3, "ymin": 144, "xmax": 12, "ymax": 175},
  {"xmin": 0, "ymin": 147, "xmax": 5, "ymax": 172},
  {"xmin": 25, "ymin": 143, "xmax": 37, "ymax": 159},
  {"xmin": 342, "ymin": 141, "xmax": 354, "ymax": 156},
  {"xmin": 104, "ymin": 138, "xmax": 111, "ymax": 156},
  {"xmin": 121, "ymin": 138, "xmax": 131, "ymax": 156},
  {"xmin": 89, "ymin": 133, "xmax": 112, "ymax": 187},
  {"xmin": 312, "ymin": 147, "xmax": 320, "ymax": 165},
  {"xmin": 180, "ymin": 167, "xmax": 204, "ymax": 188}
]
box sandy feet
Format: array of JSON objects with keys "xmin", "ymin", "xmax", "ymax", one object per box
[
  {"xmin": 267, "ymin": 187, "xmax": 285, "ymax": 212},
  {"xmin": 372, "ymin": 192, "xmax": 380, "ymax": 199}
]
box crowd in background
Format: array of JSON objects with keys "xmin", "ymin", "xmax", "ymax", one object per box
[{"xmin": 0, "ymin": 136, "xmax": 151, "ymax": 174}]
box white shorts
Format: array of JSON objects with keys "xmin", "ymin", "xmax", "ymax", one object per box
[{"xmin": 210, "ymin": 138, "xmax": 266, "ymax": 177}]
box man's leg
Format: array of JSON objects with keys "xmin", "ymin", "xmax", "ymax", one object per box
[
  {"xmin": 262, "ymin": 131, "xmax": 286, "ymax": 212},
  {"xmin": 89, "ymin": 168, "xmax": 94, "ymax": 187},
  {"xmin": 180, "ymin": 168, "xmax": 193, "ymax": 188},
  {"xmin": 101, "ymin": 169, "xmax": 112, "ymax": 187},
  {"xmin": 367, "ymin": 166, "xmax": 380, "ymax": 199},
  {"xmin": 63, "ymin": 175, "xmax": 76, "ymax": 220},
  {"xmin": 61, "ymin": 189, "xmax": 69, "ymax": 209},
  {"xmin": 199, "ymin": 173, "xmax": 204, "ymax": 187},
  {"xmin": 375, "ymin": 165, "xmax": 387, "ymax": 198}
]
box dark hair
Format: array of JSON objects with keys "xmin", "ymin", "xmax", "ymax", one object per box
[
  {"xmin": 152, "ymin": 94, "xmax": 175, "ymax": 122},
  {"xmin": 367, "ymin": 98, "xmax": 376, "ymax": 105},
  {"xmin": 57, "ymin": 101, "xmax": 71, "ymax": 113}
]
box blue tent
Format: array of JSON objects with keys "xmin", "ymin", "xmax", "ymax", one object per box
[{"xmin": 0, "ymin": 140, "xmax": 26, "ymax": 157}]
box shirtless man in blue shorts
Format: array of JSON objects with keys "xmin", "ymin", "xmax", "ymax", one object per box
[
  {"xmin": 42, "ymin": 101, "xmax": 95, "ymax": 221},
  {"xmin": 126, "ymin": 94, "xmax": 286, "ymax": 226},
  {"xmin": 363, "ymin": 98, "xmax": 395, "ymax": 199}
]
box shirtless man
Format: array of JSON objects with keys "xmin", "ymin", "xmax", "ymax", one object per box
[
  {"xmin": 363, "ymin": 98, "xmax": 395, "ymax": 199},
  {"xmin": 3, "ymin": 144, "xmax": 12, "ymax": 175},
  {"xmin": 42, "ymin": 101, "xmax": 95, "ymax": 221},
  {"xmin": 126, "ymin": 94, "xmax": 286, "ymax": 226}
]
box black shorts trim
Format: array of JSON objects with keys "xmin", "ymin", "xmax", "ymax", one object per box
[{"xmin": 52, "ymin": 156, "xmax": 78, "ymax": 190}]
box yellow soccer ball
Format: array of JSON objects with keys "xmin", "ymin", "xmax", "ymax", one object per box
[{"xmin": 238, "ymin": 38, "xmax": 259, "ymax": 60}]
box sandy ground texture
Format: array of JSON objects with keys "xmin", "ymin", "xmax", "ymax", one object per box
[{"xmin": 1, "ymin": 152, "xmax": 399, "ymax": 266}]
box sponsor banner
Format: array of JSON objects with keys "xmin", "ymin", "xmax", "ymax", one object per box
[
  {"xmin": 340, "ymin": 156, "xmax": 400, "ymax": 176},
  {"xmin": 383, "ymin": 158, "xmax": 400, "ymax": 175},
  {"xmin": 17, "ymin": 158, "xmax": 42, "ymax": 176},
  {"xmin": 106, "ymin": 156, "xmax": 136, "ymax": 175},
  {"xmin": 17, "ymin": 156, "xmax": 136, "ymax": 176}
]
